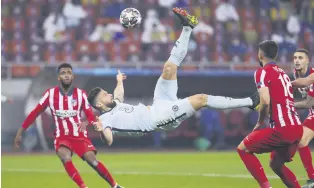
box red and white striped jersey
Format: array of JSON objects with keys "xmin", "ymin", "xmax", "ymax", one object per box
[
  {"xmin": 22, "ymin": 86, "xmax": 95, "ymax": 138},
  {"xmin": 254, "ymin": 62, "xmax": 301, "ymax": 128},
  {"xmin": 293, "ymin": 67, "xmax": 314, "ymax": 116}
]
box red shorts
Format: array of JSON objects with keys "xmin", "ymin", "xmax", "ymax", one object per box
[
  {"xmin": 54, "ymin": 137, "xmax": 97, "ymax": 159},
  {"xmin": 303, "ymin": 115, "xmax": 314, "ymax": 131},
  {"xmin": 244, "ymin": 126, "xmax": 303, "ymax": 162}
]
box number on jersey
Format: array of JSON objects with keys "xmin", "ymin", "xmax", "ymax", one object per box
[{"xmin": 278, "ymin": 74, "xmax": 293, "ymax": 98}]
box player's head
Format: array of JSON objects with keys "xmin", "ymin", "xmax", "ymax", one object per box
[
  {"xmin": 87, "ymin": 87, "xmax": 115, "ymax": 111},
  {"xmin": 293, "ymin": 48, "xmax": 309, "ymax": 71},
  {"xmin": 57, "ymin": 63, "xmax": 74, "ymax": 89},
  {"xmin": 258, "ymin": 40, "xmax": 278, "ymax": 67}
]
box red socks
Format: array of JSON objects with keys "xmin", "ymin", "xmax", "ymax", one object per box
[
  {"xmin": 299, "ymin": 146, "xmax": 314, "ymax": 179},
  {"xmin": 64, "ymin": 161, "xmax": 86, "ymax": 188},
  {"xmin": 237, "ymin": 149, "xmax": 270, "ymax": 187},
  {"xmin": 95, "ymin": 161, "xmax": 117, "ymax": 187},
  {"xmin": 280, "ymin": 165, "xmax": 301, "ymax": 188}
]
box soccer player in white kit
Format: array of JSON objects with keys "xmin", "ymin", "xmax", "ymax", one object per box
[{"xmin": 86, "ymin": 8, "xmax": 260, "ymax": 145}]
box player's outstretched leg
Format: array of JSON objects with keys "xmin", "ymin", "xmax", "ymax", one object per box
[
  {"xmin": 83, "ymin": 151, "xmax": 122, "ymax": 188},
  {"xmin": 161, "ymin": 7, "xmax": 198, "ymax": 81},
  {"xmin": 270, "ymin": 154, "xmax": 301, "ymax": 188},
  {"xmin": 57, "ymin": 147, "xmax": 87, "ymax": 188},
  {"xmin": 299, "ymin": 126, "xmax": 314, "ymax": 188},
  {"xmin": 153, "ymin": 8, "xmax": 198, "ymax": 102},
  {"xmin": 237, "ymin": 141, "xmax": 271, "ymax": 188},
  {"xmin": 186, "ymin": 92, "xmax": 259, "ymax": 112}
]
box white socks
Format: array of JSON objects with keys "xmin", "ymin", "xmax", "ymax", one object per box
[
  {"xmin": 207, "ymin": 95, "xmax": 253, "ymax": 109},
  {"xmin": 167, "ymin": 26, "xmax": 192, "ymax": 66}
]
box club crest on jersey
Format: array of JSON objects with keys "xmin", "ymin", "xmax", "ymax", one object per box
[
  {"xmin": 172, "ymin": 105, "xmax": 179, "ymax": 112},
  {"xmin": 72, "ymin": 99, "xmax": 77, "ymax": 107}
]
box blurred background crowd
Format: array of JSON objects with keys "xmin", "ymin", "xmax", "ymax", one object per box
[
  {"xmin": 1, "ymin": 0, "xmax": 314, "ymax": 152},
  {"xmin": 2, "ymin": 0, "xmax": 314, "ymax": 64}
]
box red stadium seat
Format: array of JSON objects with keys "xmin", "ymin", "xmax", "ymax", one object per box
[
  {"xmin": 26, "ymin": 4, "xmax": 41, "ymax": 17},
  {"xmin": 11, "ymin": 18, "xmax": 25, "ymax": 31},
  {"xmin": 11, "ymin": 40, "xmax": 26, "ymax": 53}
]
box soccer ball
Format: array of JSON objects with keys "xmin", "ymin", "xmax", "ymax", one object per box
[{"xmin": 119, "ymin": 8, "xmax": 142, "ymax": 29}]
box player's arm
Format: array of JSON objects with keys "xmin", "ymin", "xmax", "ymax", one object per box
[
  {"xmin": 294, "ymin": 95, "xmax": 314, "ymax": 109},
  {"xmin": 292, "ymin": 73, "xmax": 314, "ymax": 88},
  {"xmin": 92, "ymin": 117, "xmax": 113, "ymax": 146},
  {"xmin": 113, "ymin": 69, "xmax": 127, "ymax": 103},
  {"xmin": 82, "ymin": 91, "xmax": 96, "ymax": 125},
  {"xmin": 100, "ymin": 128, "xmax": 113, "ymax": 146},
  {"xmin": 14, "ymin": 90, "xmax": 49, "ymax": 149},
  {"xmin": 256, "ymin": 87, "xmax": 270, "ymax": 127},
  {"xmin": 253, "ymin": 69, "xmax": 270, "ymax": 131}
]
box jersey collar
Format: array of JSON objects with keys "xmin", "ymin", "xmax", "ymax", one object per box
[
  {"xmin": 304, "ymin": 66, "xmax": 311, "ymax": 77},
  {"xmin": 58, "ymin": 86, "xmax": 74, "ymax": 96},
  {"xmin": 264, "ymin": 62, "xmax": 276, "ymax": 67}
]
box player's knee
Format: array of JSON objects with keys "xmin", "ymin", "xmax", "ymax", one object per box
[
  {"xmin": 163, "ymin": 63, "xmax": 174, "ymax": 75},
  {"xmin": 87, "ymin": 159, "xmax": 99, "ymax": 167},
  {"xmin": 269, "ymin": 160, "xmax": 281, "ymax": 172},
  {"xmin": 59, "ymin": 154, "xmax": 72, "ymax": 164},
  {"xmin": 195, "ymin": 94, "xmax": 208, "ymax": 106},
  {"xmin": 237, "ymin": 141, "xmax": 247, "ymax": 151},
  {"xmin": 299, "ymin": 137, "xmax": 309, "ymax": 148}
]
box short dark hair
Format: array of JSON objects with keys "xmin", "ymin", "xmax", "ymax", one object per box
[
  {"xmin": 88, "ymin": 87, "xmax": 102, "ymax": 109},
  {"xmin": 295, "ymin": 48, "xmax": 310, "ymax": 59},
  {"xmin": 57, "ymin": 63, "xmax": 73, "ymax": 73},
  {"xmin": 258, "ymin": 40, "xmax": 278, "ymax": 60}
]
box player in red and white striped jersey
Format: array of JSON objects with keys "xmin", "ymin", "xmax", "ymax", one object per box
[
  {"xmin": 237, "ymin": 41, "xmax": 303, "ymax": 188},
  {"xmin": 14, "ymin": 63, "xmax": 122, "ymax": 188},
  {"xmin": 292, "ymin": 49, "xmax": 314, "ymax": 188}
]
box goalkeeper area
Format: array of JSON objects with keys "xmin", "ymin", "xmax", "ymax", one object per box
[{"xmin": 2, "ymin": 151, "xmax": 309, "ymax": 188}]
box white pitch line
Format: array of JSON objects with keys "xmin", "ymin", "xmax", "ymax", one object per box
[{"xmin": 2, "ymin": 168, "xmax": 307, "ymax": 180}]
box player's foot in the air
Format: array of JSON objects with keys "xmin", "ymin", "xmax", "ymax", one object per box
[
  {"xmin": 249, "ymin": 91, "xmax": 260, "ymax": 111},
  {"xmin": 302, "ymin": 179, "xmax": 314, "ymax": 188},
  {"xmin": 172, "ymin": 7, "xmax": 198, "ymax": 28}
]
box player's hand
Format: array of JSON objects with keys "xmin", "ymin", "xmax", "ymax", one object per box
[
  {"xmin": 116, "ymin": 69, "xmax": 127, "ymax": 82},
  {"xmin": 14, "ymin": 134, "xmax": 22, "ymax": 150},
  {"xmin": 78, "ymin": 121, "xmax": 89, "ymax": 132},
  {"xmin": 92, "ymin": 117, "xmax": 104, "ymax": 132}
]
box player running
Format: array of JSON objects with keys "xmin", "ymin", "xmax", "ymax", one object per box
[
  {"xmin": 13, "ymin": 63, "xmax": 122, "ymax": 188},
  {"xmin": 237, "ymin": 40, "xmax": 304, "ymax": 188},
  {"xmin": 292, "ymin": 49, "xmax": 314, "ymax": 188},
  {"xmin": 85, "ymin": 8, "xmax": 260, "ymax": 145}
]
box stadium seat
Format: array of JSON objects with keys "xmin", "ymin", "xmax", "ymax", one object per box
[{"xmin": 26, "ymin": 4, "xmax": 41, "ymax": 17}]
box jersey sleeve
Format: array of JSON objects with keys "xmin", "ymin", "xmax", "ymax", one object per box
[
  {"xmin": 21, "ymin": 90, "xmax": 50, "ymax": 129},
  {"xmin": 99, "ymin": 115, "xmax": 112, "ymax": 129},
  {"xmin": 254, "ymin": 68, "xmax": 270, "ymax": 89},
  {"xmin": 81, "ymin": 90, "xmax": 96, "ymax": 124}
]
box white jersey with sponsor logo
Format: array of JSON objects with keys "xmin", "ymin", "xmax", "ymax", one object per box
[
  {"xmin": 99, "ymin": 101, "xmax": 154, "ymax": 136},
  {"xmin": 99, "ymin": 98, "xmax": 196, "ymax": 136}
]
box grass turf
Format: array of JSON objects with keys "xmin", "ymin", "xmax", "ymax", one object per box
[{"xmin": 1, "ymin": 151, "xmax": 307, "ymax": 188}]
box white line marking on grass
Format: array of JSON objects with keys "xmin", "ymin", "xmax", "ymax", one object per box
[{"xmin": 2, "ymin": 168, "xmax": 307, "ymax": 180}]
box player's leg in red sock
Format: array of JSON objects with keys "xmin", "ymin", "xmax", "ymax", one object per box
[
  {"xmin": 84, "ymin": 151, "xmax": 117, "ymax": 187},
  {"xmin": 270, "ymin": 152, "xmax": 301, "ymax": 188},
  {"xmin": 299, "ymin": 146, "xmax": 314, "ymax": 179},
  {"xmin": 237, "ymin": 148, "xmax": 270, "ymax": 188},
  {"xmin": 57, "ymin": 147, "xmax": 86, "ymax": 188}
]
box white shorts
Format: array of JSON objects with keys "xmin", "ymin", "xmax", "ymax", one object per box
[{"xmin": 150, "ymin": 78, "xmax": 195, "ymax": 131}]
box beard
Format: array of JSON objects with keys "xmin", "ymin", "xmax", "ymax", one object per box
[
  {"xmin": 259, "ymin": 60, "xmax": 263, "ymax": 67},
  {"xmin": 107, "ymin": 100, "xmax": 117, "ymax": 109},
  {"xmin": 60, "ymin": 80, "xmax": 72, "ymax": 90}
]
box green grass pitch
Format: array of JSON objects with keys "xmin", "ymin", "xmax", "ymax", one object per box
[{"xmin": 2, "ymin": 151, "xmax": 308, "ymax": 188}]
